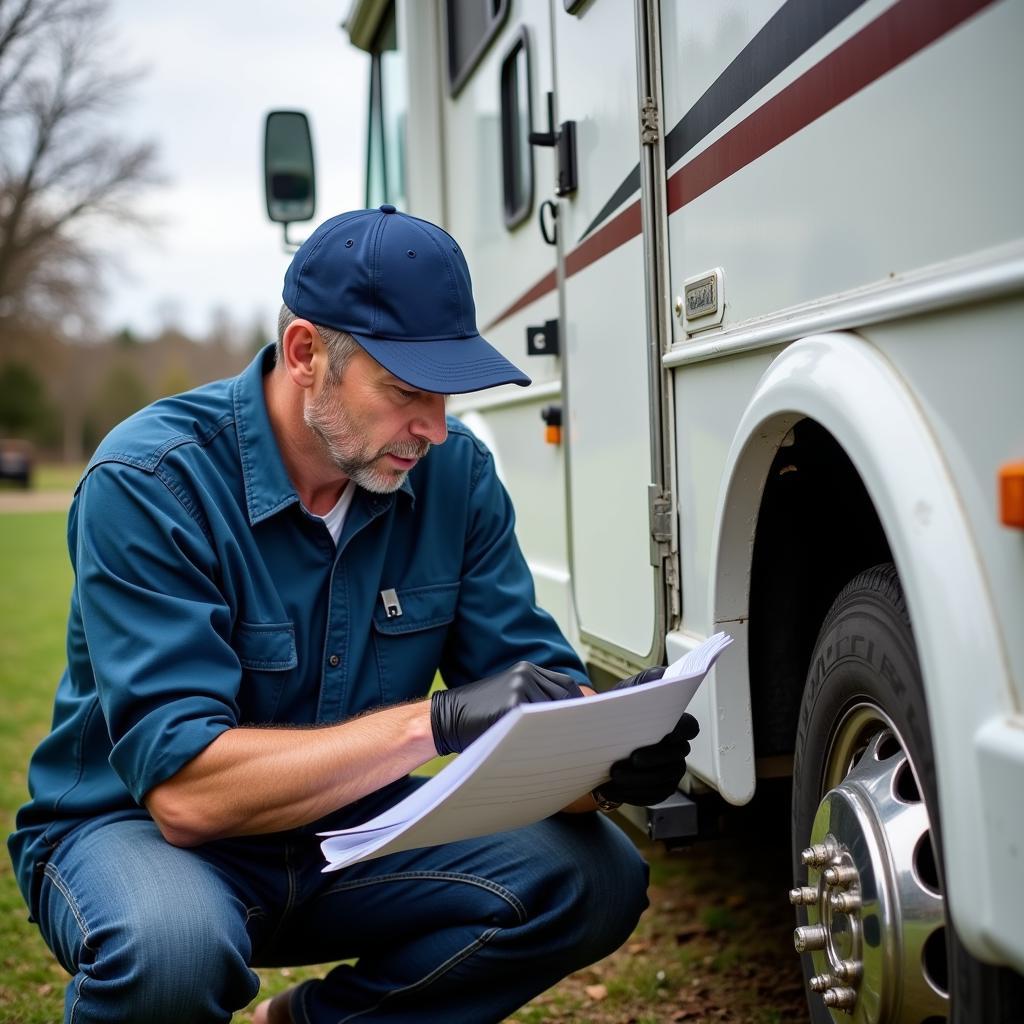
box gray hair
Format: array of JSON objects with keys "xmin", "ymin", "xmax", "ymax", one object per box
[{"xmin": 277, "ymin": 304, "xmax": 361, "ymax": 382}]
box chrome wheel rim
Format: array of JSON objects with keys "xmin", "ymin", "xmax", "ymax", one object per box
[{"xmin": 791, "ymin": 703, "xmax": 949, "ymax": 1022}]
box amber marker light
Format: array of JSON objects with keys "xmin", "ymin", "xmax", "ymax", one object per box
[
  {"xmin": 998, "ymin": 461, "xmax": 1024, "ymax": 529},
  {"xmin": 540, "ymin": 405, "xmax": 563, "ymax": 446}
]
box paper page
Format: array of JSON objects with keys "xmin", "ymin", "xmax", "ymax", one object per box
[{"xmin": 320, "ymin": 632, "xmax": 732, "ymax": 871}]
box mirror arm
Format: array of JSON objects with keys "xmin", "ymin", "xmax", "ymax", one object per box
[{"xmin": 282, "ymin": 221, "xmax": 304, "ymax": 253}]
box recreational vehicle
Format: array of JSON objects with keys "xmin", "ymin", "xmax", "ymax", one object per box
[{"xmin": 264, "ymin": 1, "xmax": 1024, "ymax": 1019}]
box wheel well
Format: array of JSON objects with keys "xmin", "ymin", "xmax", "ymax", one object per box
[{"xmin": 748, "ymin": 418, "xmax": 891, "ymax": 759}]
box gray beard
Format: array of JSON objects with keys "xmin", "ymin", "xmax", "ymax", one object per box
[{"xmin": 304, "ymin": 391, "xmax": 430, "ymax": 494}]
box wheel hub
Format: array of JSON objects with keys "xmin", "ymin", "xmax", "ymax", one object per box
[{"xmin": 790, "ymin": 723, "xmax": 949, "ymax": 1022}]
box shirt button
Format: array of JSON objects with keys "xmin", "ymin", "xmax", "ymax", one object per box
[{"xmin": 328, "ymin": 654, "xmax": 341, "ymax": 667}]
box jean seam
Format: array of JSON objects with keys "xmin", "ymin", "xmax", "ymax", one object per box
[
  {"xmin": 322, "ymin": 870, "xmax": 527, "ymax": 924},
  {"xmin": 68, "ymin": 971, "xmax": 87, "ymax": 1024},
  {"xmin": 43, "ymin": 862, "xmax": 95, "ymax": 1024},
  {"xmin": 334, "ymin": 926, "xmax": 502, "ymax": 1024},
  {"xmin": 42, "ymin": 862, "xmax": 96, "ymax": 955}
]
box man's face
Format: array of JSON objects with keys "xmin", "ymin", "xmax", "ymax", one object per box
[{"xmin": 304, "ymin": 347, "xmax": 448, "ymax": 494}]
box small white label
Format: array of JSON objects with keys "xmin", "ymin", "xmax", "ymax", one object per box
[
  {"xmin": 680, "ymin": 267, "xmax": 726, "ymax": 333},
  {"xmin": 380, "ymin": 588, "xmax": 402, "ymax": 618},
  {"xmin": 685, "ymin": 275, "xmax": 717, "ymax": 319}
]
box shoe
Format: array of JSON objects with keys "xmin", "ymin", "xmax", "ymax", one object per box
[{"xmin": 252, "ymin": 988, "xmax": 294, "ymax": 1024}]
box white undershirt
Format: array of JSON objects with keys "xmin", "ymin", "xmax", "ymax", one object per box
[{"xmin": 315, "ymin": 483, "xmax": 356, "ymax": 545}]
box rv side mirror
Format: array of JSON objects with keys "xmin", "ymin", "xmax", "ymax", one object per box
[{"xmin": 264, "ymin": 110, "xmax": 316, "ymax": 226}]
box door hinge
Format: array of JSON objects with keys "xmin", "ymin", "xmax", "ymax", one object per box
[
  {"xmin": 640, "ymin": 97, "xmax": 659, "ymax": 145},
  {"xmin": 649, "ymin": 485, "xmax": 673, "ymax": 566},
  {"xmin": 665, "ymin": 556, "xmax": 681, "ymax": 621}
]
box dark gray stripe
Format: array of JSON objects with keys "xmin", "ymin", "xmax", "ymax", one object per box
[{"xmin": 577, "ymin": 0, "xmax": 869, "ymax": 241}]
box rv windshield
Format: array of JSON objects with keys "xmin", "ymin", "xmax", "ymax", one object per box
[{"xmin": 366, "ymin": 9, "xmax": 407, "ymax": 211}]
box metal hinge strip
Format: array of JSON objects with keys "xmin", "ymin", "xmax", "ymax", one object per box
[
  {"xmin": 640, "ymin": 97, "xmax": 659, "ymax": 145},
  {"xmin": 648, "ymin": 485, "xmax": 673, "ymax": 566}
]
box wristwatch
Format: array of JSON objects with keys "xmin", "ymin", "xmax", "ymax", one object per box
[{"xmin": 591, "ymin": 787, "xmax": 622, "ymax": 812}]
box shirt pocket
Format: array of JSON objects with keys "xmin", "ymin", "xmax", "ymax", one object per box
[
  {"xmin": 234, "ymin": 621, "xmax": 298, "ymax": 724},
  {"xmin": 371, "ymin": 582, "xmax": 460, "ymax": 704}
]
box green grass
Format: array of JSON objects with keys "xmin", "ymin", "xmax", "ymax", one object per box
[
  {"xmin": 0, "ymin": 513, "xmax": 75, "ymax": 1023},
  {"xmin": 699, "ymin": 905, "xmax": 739, "ymax": 932},
  {"xmin": 31, "ymin": 463, "xmax": 85, "ymax": 492}
]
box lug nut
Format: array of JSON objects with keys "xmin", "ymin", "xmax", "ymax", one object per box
[
  {"xmin": 822, "ymin": 986, "xmax": 858, "ymax": 1009},
  {"xmin": 793, "ymin": 924, "xmax": 828, "ymax": 953},
  {"xmin": 823, "ymin": 864, "xmax": 858, "ymax": 888},
  {"xmin": 789, "ymin": 886, "xmax": 818, "ymax": 906},
  {"xmin": 835, "ymin": 959, "xmax": 862, "ymax": 983},
  {"xmin": 830, "ymin": 892, "xmax": 861, "ymax": 914},
  {"xmin": 809, "ymin": 973, "xmax": 834, "ymax": 993},
  {"xmin": 801, "ymin": 841, "xmax": 837, "ymax": 867}
]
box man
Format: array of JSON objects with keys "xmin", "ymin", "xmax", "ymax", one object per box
[{"xmin": 9, "ymin": 206, "xmax": 698, "ymax": 1023}]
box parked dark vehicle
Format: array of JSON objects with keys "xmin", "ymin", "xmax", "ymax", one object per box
[{"xmin": 0, "ymin": 439, "xmax": 34, "ymax": 488}]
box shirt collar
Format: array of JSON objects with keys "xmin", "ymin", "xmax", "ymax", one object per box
[{"xmin": 232, "ymin": 345, "xmax": 416, "ymax": 527}]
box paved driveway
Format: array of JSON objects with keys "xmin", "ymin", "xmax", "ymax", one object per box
[{"xmin": 0, "ymin": 491, "xmax": 72, "ymax": 513}]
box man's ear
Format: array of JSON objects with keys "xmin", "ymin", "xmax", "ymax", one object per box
[{"xmin": 280, "ymin": 319, "xmax": 324, "ymax": 390}]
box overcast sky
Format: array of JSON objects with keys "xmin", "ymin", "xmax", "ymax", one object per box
[{"xmin": 100, "ymin": 2, "xmax": 368, "ymax": 341}]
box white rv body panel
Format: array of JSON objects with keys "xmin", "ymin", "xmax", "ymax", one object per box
[
  {"xmin": 662, "ymin": 0, "xmax": 1024, "ymax": 333},
  {"xmin": 667, "ymin": 347, "xmax": 779, "ymax": 805},
  {"xmin": 552, "ymin": 0, "xmax": 659, "ymax": 661},
  {"xmin": 657, "ymin": 5, "xmax": 1024, "ymax": 967},
  {"xmin": 434, "ymin": 0, "xmax": 577, "ymax": 636},
  {"xmin": 559, "ymin": 239, "xmax": 656, "ymax": 657},
  {"xmin": 346, "ymin": 0, "xmax": 1023, "ymax": 976},
  {"xmin": 708, "ymin": 327, "xmax": 1023, "ymax": 963}
]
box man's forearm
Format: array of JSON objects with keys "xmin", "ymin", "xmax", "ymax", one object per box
[{"xmin": 145, "ymin": 700, "xmax": 437, "ymax": 846}]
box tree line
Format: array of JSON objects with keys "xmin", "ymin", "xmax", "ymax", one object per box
[
  {"xmin": 0, "ymin": 0, "xmax": 262, "ymax": 464},
  {"xmin": 0, "ymin": 323, "xmax": 263, "ymax": 462}
]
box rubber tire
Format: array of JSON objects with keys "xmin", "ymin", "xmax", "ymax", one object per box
[{"xmin": 792, "ymin": 562, "xmax": 1023, "ymax": 1023}]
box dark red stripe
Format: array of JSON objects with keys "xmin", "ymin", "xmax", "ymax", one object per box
[
  {"xmin": 666, "ymin": 0, "xmax": 995, "ymax": 214},
  {"xmin": 485, "ymin": 0, "xmax": 995, "ymax": 332},
  {"xmin": 564, "ymin": 201, "xmax": 642, "ymax": 279},
  {"xmin": 483, "ymin": 269, "xmax": 557, "ymax": 332}
]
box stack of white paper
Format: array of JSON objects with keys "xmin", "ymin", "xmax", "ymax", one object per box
[{"xmin": 320, "ymin": 632, "xmax": 732, "ymax": 871}]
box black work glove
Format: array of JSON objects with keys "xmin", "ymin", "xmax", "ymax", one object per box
[
  {"xmin": 612, "ymin": 665, "xmax": 667, "ymax": 690},
  {"xmin": 597, "ymin": 709, "xmax": 700, "ymax": 806},
  {"xmin": 431, "ymin": 661, "xmax": 584, "ymax": 755}
]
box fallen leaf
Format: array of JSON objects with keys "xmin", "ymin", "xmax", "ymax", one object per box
[
  {"xmin": 674, "ymin": 923, "xmax": 708, "ymax": 944},
  {"xmin": 585, "ymin": 984, "xmax": 608, "ymax": 1001}
]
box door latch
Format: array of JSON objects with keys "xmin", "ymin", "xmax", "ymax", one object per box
[
  {"xmin": 529, "ymin": 92, "xmax": 578, "ymax": 197},
  {"xmin": 526, "ymin": 319, "xmax": 560, "ymax": 357}
]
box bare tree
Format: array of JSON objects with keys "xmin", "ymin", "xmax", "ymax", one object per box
[{"xmin": 0, "ymin": 0, "xmax": 159, "ymax": 328}]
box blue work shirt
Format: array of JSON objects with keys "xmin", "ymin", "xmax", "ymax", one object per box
[{"xmin": 9, "ymin": 346, "xmax": 586, "ymax": 914}]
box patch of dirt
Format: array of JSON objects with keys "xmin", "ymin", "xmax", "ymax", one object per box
[{"xmin": 511, "ymin": 785, "xmax": 808, "ymax": 1023}]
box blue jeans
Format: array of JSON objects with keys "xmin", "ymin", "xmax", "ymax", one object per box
[{"xmin": 34, "ymin": 779, "xmax": 649, "ymax": 1023}]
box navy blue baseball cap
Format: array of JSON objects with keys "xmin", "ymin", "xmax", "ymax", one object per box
[{"xmin": 283, "ymin": 206, "xmax": 531, "ymax": 394}]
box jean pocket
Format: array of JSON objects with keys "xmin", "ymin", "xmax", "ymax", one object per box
[
  {"xmin": 372, "ymin": 582, "xmax": 460, "ymax": 703},
  {"xmin": 235, "ymin": 621, "xmax": 297, "ymax": 723}
]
